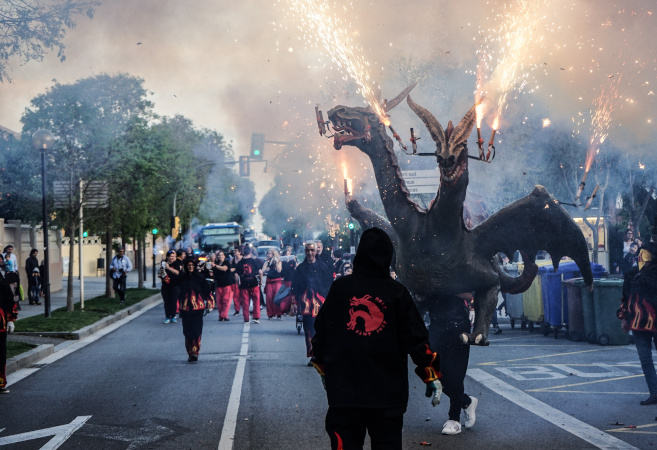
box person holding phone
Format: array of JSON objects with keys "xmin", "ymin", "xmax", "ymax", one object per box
[
  {"xmin": 159, "ymin": 250, "xmax": 182, "ymax": 324},
  {"xmin": 110, "ymin": 247, "xmax": 133, "ymax": 305}
]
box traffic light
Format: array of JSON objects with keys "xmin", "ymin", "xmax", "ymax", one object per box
[
  {"xmin": 152, "ymin": 228, "xmax": 158, "ymax": 235},
  {"xmin": 250, "ymin": 133, "xmax": 265, "ymax": 160},
  {"xmin": 348, "ymin": 221, "xmax": 355, "ymax": 230},
  {"xmin": 171, "ymin": 216, "xmax": 180, "ymax": 239},
  {"xmin": 239, "ymin": 156, "xmax": 250, "ymax": 177},
  {"xmin": 82, "ymin": 231, "xmax": 88, "ymax": 238}
]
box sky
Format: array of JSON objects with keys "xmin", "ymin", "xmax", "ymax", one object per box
[{"xmin": 1, "ymin": 0, "xmax": 655, "ymax": 230}]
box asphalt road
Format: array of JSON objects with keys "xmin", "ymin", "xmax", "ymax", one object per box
[{"xmin": 2, "ymin": 302, "xmax": 656, "ymax": 449}]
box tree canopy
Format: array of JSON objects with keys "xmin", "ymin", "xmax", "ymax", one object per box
[{"xmin": 0, "ymin": 0, "xmax": 99, "ymax": 82}]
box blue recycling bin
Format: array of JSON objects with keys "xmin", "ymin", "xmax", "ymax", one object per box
[{"xmin": 540, "ymin": 262, "xmax": 606, "ymax": 338}]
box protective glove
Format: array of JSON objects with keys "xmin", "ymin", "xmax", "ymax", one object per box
[
  {"xmin": 7, "ymin": 322, "xmax": 15, "ymax": 333},
  {"xmin": 425, "ymin": 380, "xmax": 442, "ymax": 406}
]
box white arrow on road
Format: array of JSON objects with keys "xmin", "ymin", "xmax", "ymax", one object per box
[
  {"xmin": 77, "ymin": 420, "xmax": 175, "ymax": 449},
  {"xmin": 0, "ymin": 415, "xmax": 91, "ymax": 449}
]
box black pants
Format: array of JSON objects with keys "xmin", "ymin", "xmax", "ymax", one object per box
[
  {"xmin": 161, "ymin": 287, "xmax": 178, "ymax": 319},
  {"xmin": 325, "ymin": 407, "xmax": 403, "ymax": 450},
  {"xmin": 180, "ymin": 309, "xmax": 204, "ymax": 355},
  {"xmin": 113, "ymin": 275, "xmax": 127, "ymax": 301},
  {"xmin": 427, "ymin": 296, "xmax": 472, "ymax": 421}
]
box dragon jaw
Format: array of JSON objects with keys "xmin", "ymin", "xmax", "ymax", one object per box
[{"xmin": 326, "ymin": 106, "xmax": 383, "ymax": 151}]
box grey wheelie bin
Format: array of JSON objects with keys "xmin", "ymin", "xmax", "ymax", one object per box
[
  {"xmin": 592, "ymin": 278, "xmax": 629, "ymax": 346},
  {"xmin": 502, "ymin": 263, "xmax": 525, "ymax": 329}
]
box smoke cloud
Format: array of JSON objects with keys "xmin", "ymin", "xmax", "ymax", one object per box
[{"xmin": 0, "ymin": 0, "xmax": 655, "ymax": 227}]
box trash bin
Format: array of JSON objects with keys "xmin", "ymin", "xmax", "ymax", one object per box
[
  {"xmin": 542, "ymin": 262, "xmax": 606, "ymax": 339},
  {"xmin": 563, "ymin": 278, "xmax": 584, "ymax": 341},
  {"xmin": 522, "ymin": 261, "xmax": 553, "ymax": 332},
  {"xmin": 501, "ymin": 263, "xmax": 524, "ymax": 329},
  {"xmin": 592, "ymin": 278, "xmax": 629, "ymax": 346}
]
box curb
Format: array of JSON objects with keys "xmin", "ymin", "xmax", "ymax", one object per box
[
  {"xmin": 8, "ymin": 293, "xmax": 162, "ymax": 374},
  {"xmin": 6, "ymin": 344, "xmax": 54, "ymax": 374}
]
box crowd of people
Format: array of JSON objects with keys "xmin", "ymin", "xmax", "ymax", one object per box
[{"xmin": 148, "ymin": 234, "xmax": 477, "ymax": 443}]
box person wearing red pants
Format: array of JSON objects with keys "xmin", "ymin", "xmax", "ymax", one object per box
[
  {"xmin": 235, "ymin": 246, "xmax": 263, "ymax": 323},
  {"xmin": 213, "ymin": 251, "xmax": 233, "ymax": 321},
  {"xmin": 263, "ymin": 249, "xmax": 283, "ymax": 319}
]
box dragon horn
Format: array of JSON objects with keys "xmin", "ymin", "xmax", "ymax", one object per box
[
  {"xmin": 384, "ymin": 82, "xmax": 418, "ymax": 112},
  {"xmin": 449, "ymin": 103, "xmax": 478, "ymax": 148},
  {"xmin": 407, "ymin": 95, "xmax": 445, "ymax": 148}
]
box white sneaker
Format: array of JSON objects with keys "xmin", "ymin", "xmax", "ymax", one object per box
[
  {"xmin": 252, "ymin": 319, "xmax": 260, "ymax": 324},
  {"xmin": 442, "ymin": 420, "xmax": 461, "ymax": 435},
  {"xmin": 463, "ymin": 396, "xmax": 478, "ymax": 428}
]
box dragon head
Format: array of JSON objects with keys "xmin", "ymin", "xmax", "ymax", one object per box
[
  {"xmin": 327, "ymin": 83, "xmax": 418, "ymax": 154},
  {"xmin": 326, "ymin": 105, "xmax": 381, "ymax": 152},
  {"xmin": 407, "ymin": 96, "xmax": 477, "ymax": 187}
]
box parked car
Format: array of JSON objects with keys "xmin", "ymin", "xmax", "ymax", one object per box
[{"xmin": 256, "ymin": 240, "xmax": 281, "ymax": 250}]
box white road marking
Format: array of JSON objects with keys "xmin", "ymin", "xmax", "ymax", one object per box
[
  {"xmin": 0, "ymin": 415, "xmax": 91, "ymax": 448},
  {"xmin": 7, "ymin": 301, "xmax": 161, "ymax": 387},
  {"xmin": 468, "ymin": 368, "xmax": 639, "ymax": 449},
  {"xmin": 218, "ymin": 322, "xmax": 250, "ymax": 450}
]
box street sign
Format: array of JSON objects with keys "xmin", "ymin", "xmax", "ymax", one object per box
[
  {"xmin": 401, "ymin": 169, "xmax": 440, "ymax": 179},
  {"xmin": 53, "ymin": 180, "xmax": 108, "ymax": 208},
  {"xmin": 404, "ymin": 178, "xmax": 439, "ymax": 187},
  {"xmin": 406, "ymin": 185, "xmax": 439, "ymax": 195}
]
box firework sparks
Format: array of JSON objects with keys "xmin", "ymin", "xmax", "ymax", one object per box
[
  {"xmin": 585, "ymin": 77, "xmax": 620, "ymax": 172},
  {"xmin": 542, "ymin": 118, "xmax": 551, "ymax": 128},
  {"xmin": 477, "ymin": 0, "xmax": 548, "ymax": 126},
  {"xmin": 282, "ymin": 0, "xmax": 389, "ymax": 125}
]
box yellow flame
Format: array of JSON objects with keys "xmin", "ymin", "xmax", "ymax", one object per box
[
  {"xmin": 342, "ymin": 161, "xmax": 348, "ymax": 179},
  {"xmin": 492, "ymin": 116, "xmax": 499, "ymax": 130},
  {"xmin": 476, "ymin": 103, "xmax": 485, "ymax": 128}
]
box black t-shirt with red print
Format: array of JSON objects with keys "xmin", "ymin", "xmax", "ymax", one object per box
[{"xmin": 236, "ymin": 257, "xmax": 262, "ymax": 289}]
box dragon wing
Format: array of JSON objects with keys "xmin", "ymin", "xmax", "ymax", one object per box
[{"xmin": 471, "ymin": 185, "xmax": 593, "ymax": 293}]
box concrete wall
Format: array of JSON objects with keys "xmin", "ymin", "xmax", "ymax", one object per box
[
  {"xmin": 60, "ymin": 237, "xmax": 162, "ymax": 277},
  {"xmin": 0, "ymin": 219, "xmax": 63, "ymax": 292}
]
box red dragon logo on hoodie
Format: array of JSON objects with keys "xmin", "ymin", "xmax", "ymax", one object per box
[{"xmin": 346, "ymin": 294, "xmax": 386, "ymax": 336}]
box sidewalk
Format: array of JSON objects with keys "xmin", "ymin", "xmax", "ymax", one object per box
[{"xmin": 18, "ymin": 269, "xmax": 158, "ymax": 319}]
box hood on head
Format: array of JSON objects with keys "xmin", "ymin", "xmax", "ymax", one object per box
[{"xmin": 353, "ymin": 227, "xmax": 394, "ymax": 277}]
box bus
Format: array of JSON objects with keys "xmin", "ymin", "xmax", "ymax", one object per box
[{"xmin": 197, "ymin": 222, "xmax": 244, "ymax": 254}]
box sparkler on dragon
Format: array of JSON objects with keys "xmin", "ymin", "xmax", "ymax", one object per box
[{"xmin": 321, "ymin": 86, "xmax": 594, "ymax": 345}]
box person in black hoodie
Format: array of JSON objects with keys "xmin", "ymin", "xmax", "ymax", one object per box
[
  {"xmin": 312, "ymin": 227, "xmax": 442, "ymax": 449},
  {"xmin": 176, "ymin": 258, "xmax": 214, "ymax": 362},
  {"xmin": 618, "ymin": 241, "xmax": 657, "ymax": 405},
  {"xmin": 292, "ymin": 242, "xmax": 333, "ymax": 363}
]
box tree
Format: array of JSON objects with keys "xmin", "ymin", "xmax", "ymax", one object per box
[
  {"xmin": 20, "ymin": 73, "xmax": 154, "ymax": 310},
  {"xmin": 0, "ymin": 0, "xmax": 99, "ymax": 82}
]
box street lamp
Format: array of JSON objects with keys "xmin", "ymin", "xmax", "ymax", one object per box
[{"xmin": 32, "ymin": 129, "xmax": 55, "ymax": 318}]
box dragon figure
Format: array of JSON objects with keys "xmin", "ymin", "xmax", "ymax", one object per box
[{"xmin": 325, "ymin": 87, "xmax": 593, "ymax": 345}]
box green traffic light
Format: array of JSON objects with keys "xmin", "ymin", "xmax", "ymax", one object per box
[
  {"xmin": 253, "ymin": 150, "xmax": 261, "ymax": 156},
  {"xmin": 82, "ymin": 231, "xmax": 88, "ymax": 237},
  {"xmin": 152, "ymin": 228, "xmax": 158, "ymax": 234},
  {"xmin": 348, "ymin": 222, "xmax": 355, "ymax": 230}
]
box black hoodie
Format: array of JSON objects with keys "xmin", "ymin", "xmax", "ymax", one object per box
[{"xmin": 312, "ymin": 227, "xmax": 440, "ymax": 411}]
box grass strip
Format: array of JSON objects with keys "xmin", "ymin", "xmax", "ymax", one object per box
[
  {"xmin": 7, "ymin": 341, "xmax": 37, "ymax": 359},
  {"xmin": 15, "ymin": 288, "xmax": 158, "ymax": 334}
]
